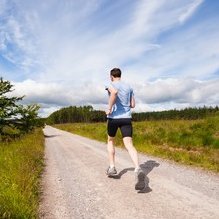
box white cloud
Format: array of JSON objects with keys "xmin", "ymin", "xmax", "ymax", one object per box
[
  {"xmin": 179, "ymin": 0, "xmax": 204, "ymax": 24},
  {"xmin": 1, "ymin": 0, "xmax": 207, "ymax": 81},
  {"xmin": 38, "ymin": 106, "xmax": 61, "ymax": 118},
  {"xmin": 35, "ymin": 0, "xmax": 208, "ymax": 82},
  {"xmin": 11, "ymin": 78, "xmax": 219, "ymax": 117},
  {"xmin": 124, "ymin": 15, "xmax": 219, "ymax": 81},
  {"xmin": 134, "ymin": 78, "xmax": 219, "ymax": 105},
  {"xmin": 11, "ymin": 79, "xmax": 107, "ymax": 107},
  {"xmin": 0, "ymin": 11, "xmax": 39, "ymax": 74}
]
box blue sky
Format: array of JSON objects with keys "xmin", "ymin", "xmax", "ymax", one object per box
[{"xmin": 0, "ymin": 0, "xmax": 219, "ymax": 116}]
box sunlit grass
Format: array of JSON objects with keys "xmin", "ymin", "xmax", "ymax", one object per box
[
  {"xmin": 0, "ymin": 129, "xmax": 44, "ymax": 218},
  {"xmin": 54, "ymin": 115, "xmax": 219, "ymax": 172}
]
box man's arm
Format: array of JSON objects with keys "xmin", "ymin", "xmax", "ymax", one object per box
[
  {"xmin": 130, "ymin": 95, "xmax": 135, "ymax": 108},
  {"xmin": 106, "ymin": 86, "xmax": 118, "ymax": 115}
]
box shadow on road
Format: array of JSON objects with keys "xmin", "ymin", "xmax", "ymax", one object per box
[
  {"xmin": 109, "ymin": 167, "xmax": 135, "ymax": 179},
  {"xmin": 138, "ymin": 160, "xmax": 160, "ymax": 193},
  {"xmin": 109, "ymin": 160, "xmax": 160, "ymax": 193},
  {"xmin": 44, "ymin": 134, "xmax": 59, "ymax": 138}
]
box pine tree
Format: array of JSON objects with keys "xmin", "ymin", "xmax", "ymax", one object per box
[
  {"xmin": 0, "ymin": 77, "xmax": 41, "ymax": 140},
  {"xmin": 0, "ymin": 77, "xmax": 24, "ymax": 135}
]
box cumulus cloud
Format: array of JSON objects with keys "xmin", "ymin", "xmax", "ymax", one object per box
[
  {"xmin": 11, "ymin": 79, "xmax": 108, "ymax": 116},
  {"xmin": 11, "ymin": 78, "xmax": 219, "ymax": 117},
  {"xmin": 134, "ymin": 78, "xmax": 219, "ymax": 105}
]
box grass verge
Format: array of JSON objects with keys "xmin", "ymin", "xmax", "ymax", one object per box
[
  {"xmin": 0, "ymin": 129, "xmax": 44, "ymax": 218},
  {"xmin": 54, "ymin": 115, "xmax": 219, "ymax": 173}
]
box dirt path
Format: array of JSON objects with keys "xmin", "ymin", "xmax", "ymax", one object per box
[{"xmin": 39, "ymin": 126, "xmax": 219, "ymax": 219}]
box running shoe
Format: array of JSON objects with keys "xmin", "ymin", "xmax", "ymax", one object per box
[{"xmin": 106, "ymin": 166, "xmax": 117, "ymax": 176}]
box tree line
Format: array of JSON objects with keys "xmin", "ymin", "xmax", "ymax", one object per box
[
  {"xmin": 47, "ymin": 105, "xmax": 219, "ymax": 124},
  {"xmin": 0, "ymin": 77, "xmax": 44, "ymax": 141},
  {"xmin": 132, "ymin": 106, "xmax": 219, "ymax": 121},
  {"xmin": 47, "ymin": 105, "xmax": 106, "ymax": 124}
]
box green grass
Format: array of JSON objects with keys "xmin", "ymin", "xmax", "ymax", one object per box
[
  {"xmin": 0, "ymin": 129, "xmax": 44, "ymax": 218},
  {"xmin": 54, "ymin": 115, "xmax": 219, "ymax": 173}
]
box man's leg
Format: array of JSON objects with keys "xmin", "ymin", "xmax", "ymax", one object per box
[
  {"xmin": 107, "ymin": 135, "xmax": 116, "ymax": 167},
  {"xmin": 123, "ymin": 136, "xmax": 145, "ymax": 190},
  {"xmin": 123, "ymin": 137, "xmax": 139, "ymax": 170}
]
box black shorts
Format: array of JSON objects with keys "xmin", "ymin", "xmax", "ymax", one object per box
[{"xmin": 107, "ymin": 118, "xmax": 133, "ymax": 138}]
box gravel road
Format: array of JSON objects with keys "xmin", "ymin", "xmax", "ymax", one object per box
[{"xmin": 39, "ymin": 125, "xmax": 219, "ymax": 219}]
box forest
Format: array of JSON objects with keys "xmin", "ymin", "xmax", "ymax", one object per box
[{"xmin": 47, "ymin": 105, "xmax": 219, "ymax": 124}]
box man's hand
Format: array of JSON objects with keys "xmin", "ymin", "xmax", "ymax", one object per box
[{"xmin": 105, "ymin": 109, "xmax": 112, "ymax": 115}]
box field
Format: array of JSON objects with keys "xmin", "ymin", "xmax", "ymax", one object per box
[
  {"xmin": 54, "ymin": 114, "xmax": 219, "ymax": 172},
  {"xmin": 0, "ymin": 129, "xmax": 44, "ymax": 218}
]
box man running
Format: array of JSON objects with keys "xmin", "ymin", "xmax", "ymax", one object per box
[{"xmin": 105, "ymin": 68, "xmax": 145, "ymax": 190}]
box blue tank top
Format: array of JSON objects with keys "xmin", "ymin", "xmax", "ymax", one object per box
[{"xmin": 107, "ymin": 81, "xmax": 134, "ymax": 119}]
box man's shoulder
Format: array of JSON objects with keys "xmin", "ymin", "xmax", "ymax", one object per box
[
  {"xmin": 122, "ymin": 81, "xmax": 133, "ymax": 91},
  {"xmin": 115, "ymin": 81, "xmax": 131, "ymax": 88}
]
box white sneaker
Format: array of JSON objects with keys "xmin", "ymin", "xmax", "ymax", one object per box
[{"xmin": 105, "ymin": 166, "xmax": 117, "ymax": 176}]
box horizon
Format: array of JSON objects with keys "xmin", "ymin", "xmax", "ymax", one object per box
[{"xmin": 44, "ymin": 104, "xmax": 219, "ymax": 119}]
